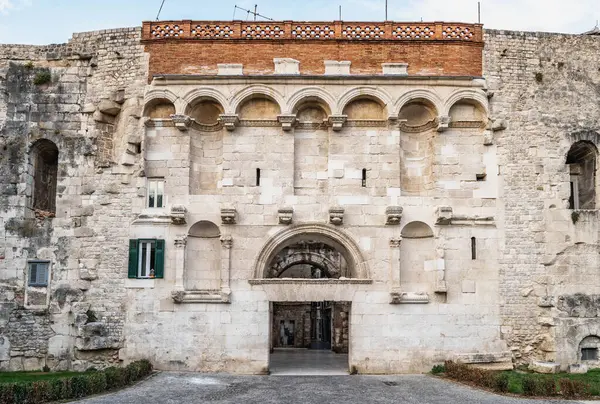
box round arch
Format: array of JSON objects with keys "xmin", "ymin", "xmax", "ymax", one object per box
[
  {"xmin": 143, "ymin": 89, "xmax": 179, "ymax": 115},
  {"xmin": 230, "ymin": 85, "xmax": 286, "ymax": 115},
  {"xmin": 442, "ymin": 89, "xmax": 489, "ymax": 118},
  {"xmin": 270, "ymin": 251, "xmax": 342, "ymax": 278},
  {"xmin": 181, "ymin": 87, "xmax": 229, "ymax": 115},
  {"xmin": 393, "ymin": 89, "xmax": 444, "ymax": 117},
  {"xmin": 253, "ymin": 223, "xmax": 369, "ymax": 279},
  {"xmin": 336, "ymin": 86, "xmax": 393, "ymax": 116},
  {"xmin": 285, "ymin": 87, "xmax": 336, "ymax": 115},
  {"xmin": 401, "ymin": 221, "xmax": 435, "ymax": 239}
]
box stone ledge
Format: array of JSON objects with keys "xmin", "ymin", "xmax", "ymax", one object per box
[
  {"xmin": 249, "ymin": 278, "xmax": 372, "ymax": 285},
  {"xmin": 171, "ymin": 290, "xmax": 231, "ymax": 304},
  {"xmin": 390, "ymin": 291, "xmax": 430, "ymax": 304}
]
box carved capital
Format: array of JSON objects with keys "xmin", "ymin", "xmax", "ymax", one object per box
[
  {"xmin": 174, "ymin": 236, "xmax": 187, "ymax": 248},
  {"xmin": 435, "ymin": 206, "xmax": 453, "ymax": 225},
  {"xmin": 221, "ymin": 207, "xmax": 237, "ymax": 225},
  {"xmin": 170, "ymin": 205, "xmax": 187, "ymax": 225},
  {"xmin": 389, "ymin": 237, "xmax": 402, "ymax": 248},
  {"xmin": 329, "ymin": 206, "xmax": 345, "ymax": 226},
  {"xmin": 171, "ymin": 290, "xmax": 185, "ymax": 303},
  {"xmin": 278, "ymin": 206, "xmax": 294, "ymax": 225},
  {"xmin": 385, "ymin": 206, "xmax": 403, "ymax": 225},
  {"xmin": 220, "ymin": 235, "xmax": 233, "ymax": 249},
  {"xmin": 328, "ymin": 115, "xmax": 347, "ymax": 131},
  {"xmin": 277, "ymin": 114, "xmax": 297, "ymax": 131},
  {"xmin": 219, "ymin": 114, "xmax": 239, "ymax": 131},
  {"xmin": 437, "ymin": 115, "xmax": 451, "ymax": 132},
  {"xmin": 170, "ymin": 114, "xmax": 192, "ymax": 131}
]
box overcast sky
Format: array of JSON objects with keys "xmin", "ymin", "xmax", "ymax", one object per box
[{"xmin": 0, "ymin": 0, "xmax": 598, "ymax": 45}]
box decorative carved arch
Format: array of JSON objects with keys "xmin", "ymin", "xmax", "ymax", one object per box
[
  {"xmin": 253, "ymin": 223, "xmax": 369, "ymax": 279},
  {"xmin": 285, "ymin": 87, "xmax": 336, "ymax": 115},
  {"xmin": 336, "ymin": 86, "xmax": 393, "ymax": 116},
  {"xmin": 143, "ymin": 89, "xmax": 180, "ymax": 115},
  {"xmin": 442, "ymin": 89, "xmax": 489, "ymax": 118},
  {"xmin": 229, "ymin": 85, "xmax": 286, "ymax": 115},
  {"xmin": 270, "ymin": 251, "xmax": 343, "ymax": 278},
  {"xmin": 181, "ymin": 87, "xmax": 229, "ymax": 115},
  {"xmin": 393, "ymin": 89, "xmax": 444, "ymax": 117}
]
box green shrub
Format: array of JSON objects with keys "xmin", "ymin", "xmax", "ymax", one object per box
[
  {"xmin": 33, "ymin": 71, "xmax": 51, "ymax": 86},
  {"xmin": 493, "ymin": 372, "xmax": 509, "ymax": 393},
  {"xmin": 0, "ymin": 359, "xmax": 152, "ymax": 404},
  {"xmin": 560, "ymin": 378, "xmax": 589, "ymax": 398},
  {"xmin": 522, "ymin": 376, "xmax": 538, "ymax": 396},
  {"xmin": 431, "ymin": 364, "xmax": 446, "ymax": 374}
]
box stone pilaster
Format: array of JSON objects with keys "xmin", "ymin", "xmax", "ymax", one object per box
[
  {"xmin": 220, "ymin": 235, "xmax": 233, "ymax": 302},
  {"xmin": 174, "ymin": 236, "xmax": 187, "ymax": 290}
]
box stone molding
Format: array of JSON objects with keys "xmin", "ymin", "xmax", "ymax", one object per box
[
  {"xmin": 252, "ymin": 223, "xmax": 370, "ymax": 279},
  {"xmin": 436, "ymin": 115, "xmax": 451, "ymax": 132},
  {"xmin": 218, "ymin": 113, "xmax": 239, "ymax": 131},
  {"xmin": 385, "ymin": 206, "xmax": 403, "ymax": 225},
  {"xmin": 329, "ymin": 206, "xmax": 344, "ymax": 225},
  {"xmin": 169, "ymin": 114, "xmax": 192, "ymax": 131},
  {"xmin": 277, "ymin": 114, "xmax": 297, "ymax": 131},
  {"xmin": 217, "ymin": 63, "xmax": 243, "ymax": 76},
  {"xmin": 278, "ymin": 207, "xmax": 294, "ymax": 225},
  {"xmin": 220, "ymin": 207, "xmax": 237, "ymax": 225},
  {"xmin": 170, "ymin": 205, "xmax": 187, "ymax": 225},
  {"xmin": 171, "ymin": 290, "xmax": 230, "ymax": 304},
  {"xmin": 390, "ymin": 291, "xmax": 430, "ymax": 304},
  {"xmin": 328, "ymin": 115, "xmax": 347, "ymax": 131},
  {"xmin": 220, "ymin": 235, "xmax": 233, "ymax": 249},
  {"xmin": 132, "ymin": 212, "xmax": 171, "ymax": 226},
  {"xmin": 435, "ymin": 206, "xmax": 495, "ymax": 227},
  {"xmin": 389, "ymin": 237, "xmax": 402, "ymax": 248},
  {"xmin": 249, "ymin": 278, "xmax": 372, "ymax": 285}
]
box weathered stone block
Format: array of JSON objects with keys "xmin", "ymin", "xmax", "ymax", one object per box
[{"xmin": 530, "ymin": 361, "xmax": 560, "ymax": 374}]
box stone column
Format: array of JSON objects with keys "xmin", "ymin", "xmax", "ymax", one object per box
[
  {"xmin": 220, "ymin": 235, "xmax": 233, "ymax": 301},
  {"xmin": 390, "ymin": 237, "xmax": 402, "ymax": 292},
  {"xmin": 174, "ymin": 236, "xmax": 187, "ymax": 290}
]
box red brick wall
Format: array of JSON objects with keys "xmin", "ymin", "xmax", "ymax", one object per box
[{"xmin": 143, "ymin": 40, "xmax": 483, "ymax": 78}]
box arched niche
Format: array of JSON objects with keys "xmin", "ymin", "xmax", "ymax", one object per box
[
  {"xmin": 400, "ymin": 221, "xmax": 436, "ymax": 293},
  {"xmin": 398, "ymin": 100, "xmax": 437, "ymax": 129},
  {"xmin": 185, "ymin": 221, "xmax": 221, "ymax": 290},
  {"xmin": 30, "ymin": 139, "xmax": 59, "ymax": 213},
  {"xmin": 567, "ymin": 140, "xmax": 598, "ymax": 210},
  {"xmin": 401, "ymin": 221, "xmax": 434, "ymax": 238},
  {"xmin": 143, "ymin": 98, "xmax": 175, "ymax": 119},
  {"xmin": 237, "ymin": 96, "xmax": 281, "ymax": 120},
  {"xmin": 186, "ymin": 99, "xmax": 224, "ymax": 125},
  {"xmin": 342, "ymin": 97, "xmax": 386, "ymax": 120},
  {"xmin": 579, "ymin": 335, "xmax": 600, "ymax": 364},
  {"xmin": 294, "ymin": 98, "xmax": 331, "ymax": 123},
  {"xmin": 449, "ymin": 100, "xmax": 486, "ymax": 122},
  {"xmin": 253, "ymin": 224, "xmax": 369, "ymax": 279}
]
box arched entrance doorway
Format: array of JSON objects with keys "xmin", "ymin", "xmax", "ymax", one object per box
[{"xmin": 253, "ymin": 224, "xmax": 367, "ymax": 375}]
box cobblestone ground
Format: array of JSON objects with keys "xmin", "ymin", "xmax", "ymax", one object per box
[{"xmin": 74, "ymin": 372, "xmax": 580, "ymax": 404}]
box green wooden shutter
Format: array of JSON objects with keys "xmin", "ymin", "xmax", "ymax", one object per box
[
  {"xmin": 154, "ymin": 239, "xmax": 165, "ymax": 279},
  {"xmin": 128, "ymin": 239, "xmax": 138, "ymax": 279}
]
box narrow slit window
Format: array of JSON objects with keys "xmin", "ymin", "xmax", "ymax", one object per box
[
  {"xmin": 256, "ymin": 168, "xmax": 261, "ymax": 186},
  {"xmin": 471, "ymin": 237, "xmax": 477, "ymax": 260},
  {"xmin": 362, "ymin": 168, "xmax": 367, "ymax": 187}
]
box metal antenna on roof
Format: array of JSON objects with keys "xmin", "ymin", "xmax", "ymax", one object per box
[
  {"xmin": 233, "ymin": 5, "xmax": 273, "ymax": 21},
  {"xmin": 339, "ymin": 5, "xmax": 342, "ymax": 20},
  {"xmin": 478, "ymin": 2, "xmax": 481, "ymax": 24},
  {"xmin": 385, "ymin": 0, "xmax": 388, "ymax": 21},
  {"xmin": 156, "ymin": 0, "xmax": 167, "ymax": 20}
]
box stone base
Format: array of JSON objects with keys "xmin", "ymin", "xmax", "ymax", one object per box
[
  {"xmin": 568, "ymin": 364, "xmax": 588, "ymax": 374},
  {"xmin": 530, "ymin": 361, "xmax": 560, "ymax": 374}
]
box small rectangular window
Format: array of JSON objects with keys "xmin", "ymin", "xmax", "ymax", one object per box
[
  {"xmin": 582, "ymin": 348, "xmax": 598, "ymax": 361},
  {"xmin": 128, "ymin": 239, "xmax": 165, "ymax": 279},
  {"xmin": 471, "ymin": 237, "xmax": 477, "ymax": 260},
  {"xmin": 147, "ymin": 179, "xmax": 165, "ymax": 208},
  {"xmin": 362, "ymin": 168, "xmax": 367, "ymax": 187},
  {"xmin": 28, "ymin": 261, "xmax": 50, "ymax": 286},
  {"xmin": 256, "ymin": 168, "xmax": 261, "ymax": 186}
]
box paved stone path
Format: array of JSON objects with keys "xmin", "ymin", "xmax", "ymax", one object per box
[{"xmin": 74, "ymin": 372, "xmax": 581, "ymax": 404}]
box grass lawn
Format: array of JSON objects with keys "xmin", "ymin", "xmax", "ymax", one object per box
[
  {"xmin": 505, "ymin": 368, "xmax": 600, "ymax": 395},
  {"xmin": 0, "ymin": 371, "xmax": 85, "ymax": 384}
]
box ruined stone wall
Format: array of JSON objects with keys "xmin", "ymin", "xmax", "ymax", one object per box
[
  {"xmin": 484, "ymin": 30, "xmax": 600, "ymax": 366},
  {"xmin": 0, "ymin": 27, "xmax": 147, "ymax": 371}
]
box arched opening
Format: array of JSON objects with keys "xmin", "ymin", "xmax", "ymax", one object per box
[
  {"xmin": 268, "ymin": 241, "xmax": 348, "ymax": 279},
  {"xmin": 448, "ymin": 100, "xmax": 486, "ymax": 125},
  {"xmin": 185, "ymin": 221, "xmax": 221, "ymax": 290},
  {"xmin": 237, "ymin": 96, "xmax": 281, "ymax": 120},
  {"xmin": 579, "ymin": 335, "xmax": 600, "ymax": 364},
  {"xmin": 567, "ymin": 141, "xmax": 597, "ymax": 209},
  {"xmin": 186, "ymin": 99, "xmax": 224, "ymax": 125},
  {"xmin": 400, "ymin": 221, "xmax": 436, "ymax": 294},
  {"xmin": 30, "ymin": 139, "xmax": 58, "ymax": 214},
  {"xmin": 342, "ymin": 97, "xmax": 386, "ymax": 120},
  {"xmin": 398, "ymin": 100, "xmax": 437, "ymax": 195},
  {"xmin": 293, "ymin": 98, "xmax": 330, "ymax": 196},
  {"xmin": 143, "ymin": 98, "xmax": 175, "ymax": 119}
]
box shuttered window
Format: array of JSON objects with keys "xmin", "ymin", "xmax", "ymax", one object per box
[
  {"xmin": 128, "ymin": 239, "xmax": 165, "ymax": 279},
  {"xmin": 28, "ymin": 261, "xmax": 50, "ymax": 286}
]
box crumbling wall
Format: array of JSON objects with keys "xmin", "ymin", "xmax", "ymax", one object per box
[
  {"xmin": 484, "ymin": 30, "xmax": 600, "ymax": 365},
  {"xmin": 0, "ymin": 27, "xmax": 148, "ymax": 371}
]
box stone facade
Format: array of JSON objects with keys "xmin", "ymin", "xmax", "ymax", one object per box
[{"xmin": 0, "ymin": 21, "xmax": 598, "ymax": 374}]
